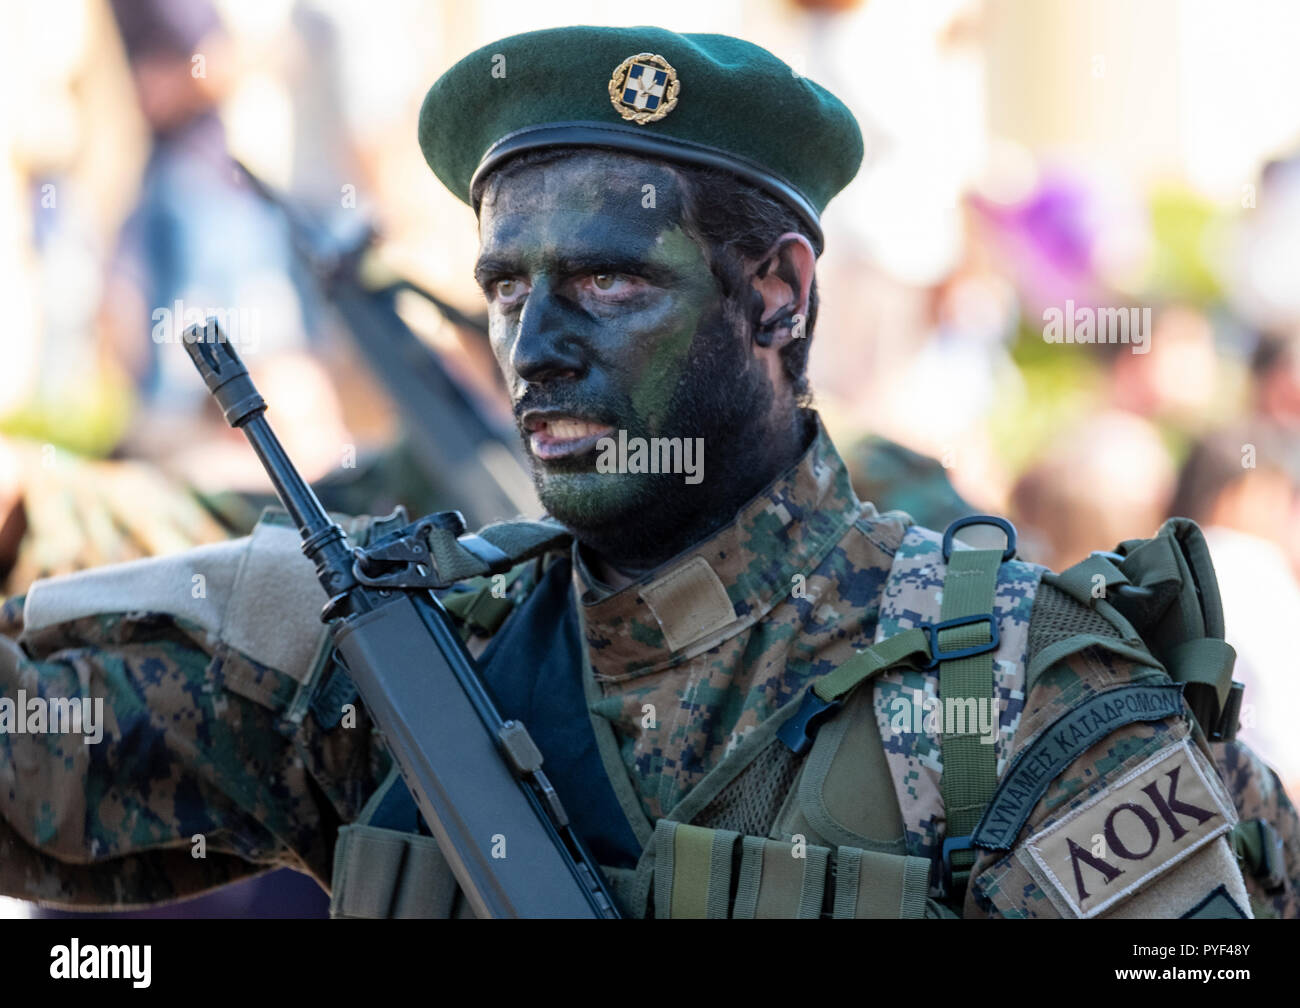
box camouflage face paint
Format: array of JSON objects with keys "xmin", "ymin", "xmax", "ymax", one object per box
[{"xmin": 477, "ymin": 152, "xmax": 795, "ymax": 568}]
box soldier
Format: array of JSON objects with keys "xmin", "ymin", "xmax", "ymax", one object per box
[{"xmin": 2, "ymin": 26, "xmax": 1297, "ymax": 919}]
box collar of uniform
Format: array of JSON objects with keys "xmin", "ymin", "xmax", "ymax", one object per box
[{"xmin": 575, "ymin": 414, "xmax": 862, "ymax": 681}]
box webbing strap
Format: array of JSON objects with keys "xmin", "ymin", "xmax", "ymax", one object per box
[
  {"xmin": 732, "ymin": 836, "xmax": 766, "ymax": 919},
  {"xmin": 329, "ymin": 823, "xmax": 458, "ymax": 919},
  {"xmin": 652, "ymin": 821, "xmax": 739, "ymax": 919},
  {"xmin": 937, "ymin": 548, "xmax": 1002, "ymax": 876},
  {"xmin": 1052, "ymin": 554, "xmax": 1129, "ymax": 603},
  {"xmin": 422, "ymin": 519, "xmax": 569, "ymax": 584},
  {"xmin": 656, "ymin": 824, "xmax": 929, "ymax": 919},
  {"xmin": 1168, "ymin": 638, "xmax": 1235, "ymax": 714},
  {"xmin": 736, "ymin": 840, "xmax": 826, "ymax": 919},
  {"xmin": 831, "ymin": 848, "xmax": 930, "ymax": 919},
  {"xmin": 660, "ymin": 826, "xmax": 827, "ymax": 919},
  {"xmin": 812, "ymin": 628, "xmax": 932, "ymax": 702},
  {"xmin": 442, "ymin": 584, "xmax": 516, "ymax": 637}
]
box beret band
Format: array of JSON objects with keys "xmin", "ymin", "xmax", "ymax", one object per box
[{"xmin": 471, "ymin": 121, "xmax": 824, "ymax": 247}]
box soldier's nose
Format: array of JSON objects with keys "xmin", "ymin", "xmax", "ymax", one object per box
[{"xmin": 511, "ymin": 289, "xmax": 587, "ymax": 385}]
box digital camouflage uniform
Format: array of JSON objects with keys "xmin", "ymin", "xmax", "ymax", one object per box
[
  {"xmin": 1, "ymin": 419, "xmax": 1295, "ymax": 917},
  {"xmin": 3, "ymin": 24, "xmax": 1297, "ymax": 918}
]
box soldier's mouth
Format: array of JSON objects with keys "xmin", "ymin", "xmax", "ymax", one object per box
[{"xmin": 523, "ymin": 414, "xmax": 616, "ymax": 462}]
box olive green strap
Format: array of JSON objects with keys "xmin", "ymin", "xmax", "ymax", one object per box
[
  {"xmin": 937, "ymin": 548, "xmax": 1002, "ymax": 877},
  {"xmin": 1167, "ymin": 638, "xmax": 1235, "ymax": 714},
  {"xmin": 1052, "ymin": 553, "xmax": 1129, "ymax": 603},
  {"xmin": 658, "ymin": 826, "xmax": 827, "ymax": 919},
  {"xmin": 732, "ymin": 836, "xmax": 767, "ymax": 919},
  {"xmin": 652, "ymin": 820, "xmax": 739, "ymax": 919},
  {"xmin": 831, "ymin": 847, "xmax": 930, "ymax": 919},
  {"xmin": 812, "ymin": 627, "xmax": 932, "ymax": 702},
  {"xmin": 442, "ymin": 583, "xmax": 517, "ymax": 637},
  {"xmin": 421, "ymin": 519, "xmax": 570, "ymax": 584},
  {"xmin": 657, "ymin": 824, "xmax": 936, "ymax": 919},
  {"xmin": 738, "ymin": 837, "xmax": 822, "ymax": 918}
]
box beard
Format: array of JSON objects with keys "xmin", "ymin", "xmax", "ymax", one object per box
[{"xmin": 517, "ymin": 309, "xmax": 794, "ymax": 570}]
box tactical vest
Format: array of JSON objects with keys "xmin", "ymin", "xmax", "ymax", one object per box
[{"xmin": 326, "ymin": 514, "xmax": 1251, "ymax": 919}]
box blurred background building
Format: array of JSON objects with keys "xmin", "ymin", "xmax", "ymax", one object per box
[{"xmin": 2, "ymin": 0, "xmax": 1299, "ymax": 915}]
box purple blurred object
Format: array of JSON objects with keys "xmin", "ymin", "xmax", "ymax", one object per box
[
  {"xmin": 971, "ymin": 170, "xmax": 1108, "ymax": 316},
  {"xmin": 109, "ymin": 0, "xmax": 224, "ymax": 62}
]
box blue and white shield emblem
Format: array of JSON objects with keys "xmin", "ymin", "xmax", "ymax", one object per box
[{"xmin": 608, "ymin": 53, "xmax": 680, "ymax": 124}]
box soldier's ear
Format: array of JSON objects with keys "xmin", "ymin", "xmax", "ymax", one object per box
[{"xmin": 749, "ymin": 233, "xmax": 815, "ymax": 350}]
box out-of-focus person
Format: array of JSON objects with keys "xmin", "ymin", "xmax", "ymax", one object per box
[
  {"xmin": 1252, "ymin": 329, "xmax": 1300, "ymax": 431},
  {"xmin": 1009, "ymin": 409, "xmax": 1175, "ymax": 572},
  {"xmin": 102, "ymin": 0, "xmax": 343, "ymax": 482},
  {"xmin": 1170, "ymin": 426, "xmax": 1300, "ymax": 797}
]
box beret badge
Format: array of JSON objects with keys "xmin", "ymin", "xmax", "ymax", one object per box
[{"xmin": 608, "ymin": 53, "xmax": 679, "ymax": 124}]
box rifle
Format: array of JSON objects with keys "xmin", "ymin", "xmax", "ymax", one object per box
[{"xmin": 182, "ymin": 318, "xmax": 619, "ymax": 918}]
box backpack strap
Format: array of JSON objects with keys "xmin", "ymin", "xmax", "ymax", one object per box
[
  {"xmin": 777, "ymin": 515, "xmax": 1020, "ymax": 903},
  {"xmin": 932, "ymin": 516, "xmax": 1017, "ymax": 896}
]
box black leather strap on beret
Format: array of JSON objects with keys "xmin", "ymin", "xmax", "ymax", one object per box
[{"xmin": 471, "ymin": 121, "xmax": 826, "ymax": 252}]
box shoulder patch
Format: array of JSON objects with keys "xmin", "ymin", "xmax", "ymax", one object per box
[
  {"xmin": 1017, "ymin": 738, "xmax": 1235, "ymax": 918},
  {"xmin": 974, "ymin": 683, "xmax": 1186, "ymax": 850}
]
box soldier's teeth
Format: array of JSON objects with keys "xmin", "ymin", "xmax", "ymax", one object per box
[{"xmin": 548, "ymin": 420, "xmax": 604, "ymax": 439}]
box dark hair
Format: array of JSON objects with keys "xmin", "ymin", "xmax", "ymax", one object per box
[
  {"xmin": 474, "ymin": 148, "xmax": 820, "ymax": 404},
  {"xmin": 1168, "ymin": 425, "xmax": 1294, "ymax": 523}
]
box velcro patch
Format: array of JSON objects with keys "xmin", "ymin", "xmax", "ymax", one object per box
[{"xmin": 1019, "ymin": 739, "xmax": 1234, "ymax": 918}]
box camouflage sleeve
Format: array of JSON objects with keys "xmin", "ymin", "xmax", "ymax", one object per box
[
  {"xmin": 0, "ymin": 512, "xmax": 389, "ymax": 910},
  {"xmin": 969, "ymin": 644, "xmax": 1253, "ymax": 919},
  {"xmin": 1212, "ymin": 738, "xmax": 1300, "ymax": 919}
]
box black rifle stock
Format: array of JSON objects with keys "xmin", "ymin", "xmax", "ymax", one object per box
[{"xmin": 182, "ymin": 319, "xmax": 618, "ymax": 918}]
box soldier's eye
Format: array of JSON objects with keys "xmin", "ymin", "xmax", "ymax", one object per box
[
  {"xmin": 587, "ymin": 273, "xmax": 639, "ymax": 296},
  {"xmin": 493, "ymin": 278, "xmax": 529, "ymax": 304}
]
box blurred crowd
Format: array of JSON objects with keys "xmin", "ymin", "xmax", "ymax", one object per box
[{"xmin": 1, "ymin": 0, "xmax": 1299, "ymax": 915}]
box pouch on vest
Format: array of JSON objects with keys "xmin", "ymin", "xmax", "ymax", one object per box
[{"xmin": 651, "ymin": 820, "xmax": 932, "ymax": 918}]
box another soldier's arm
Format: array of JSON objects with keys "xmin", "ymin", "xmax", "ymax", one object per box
[
  {"xmin": 1212, "ymin": 738, "xmax": 1300, "ymax": 918},
  {"xmin": 0, "ymin": 513, "xmax": 386, "ymax": 909}
]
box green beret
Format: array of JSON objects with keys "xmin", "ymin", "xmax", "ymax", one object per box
[{"xmin": 418, "ymin": 25, "xmax": 864, "ymax": 250}]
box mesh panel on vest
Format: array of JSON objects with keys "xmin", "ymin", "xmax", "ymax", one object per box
[
  {"xmin": 692, "ymin": 741, "xmax": 801, "ymax": 836},
  {"xmin": 1027, "ymin": 580, "xmax": 1120, "ymax": 662}
]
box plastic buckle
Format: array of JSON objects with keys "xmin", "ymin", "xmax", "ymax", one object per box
[
  {"xmin": 921, "ymin": 613, "xmax": 999, "ymax": 668},
  {"xmin": 935, "ymin": 834, "xmax": 975, "ymax": 900},
  {"xmin": 777, "ymin": 688, "xmax": 844, "ymax": 756},
  {"xmin": 941, "ymin": 515, "xmax": 1017, "ymax": 563}
]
